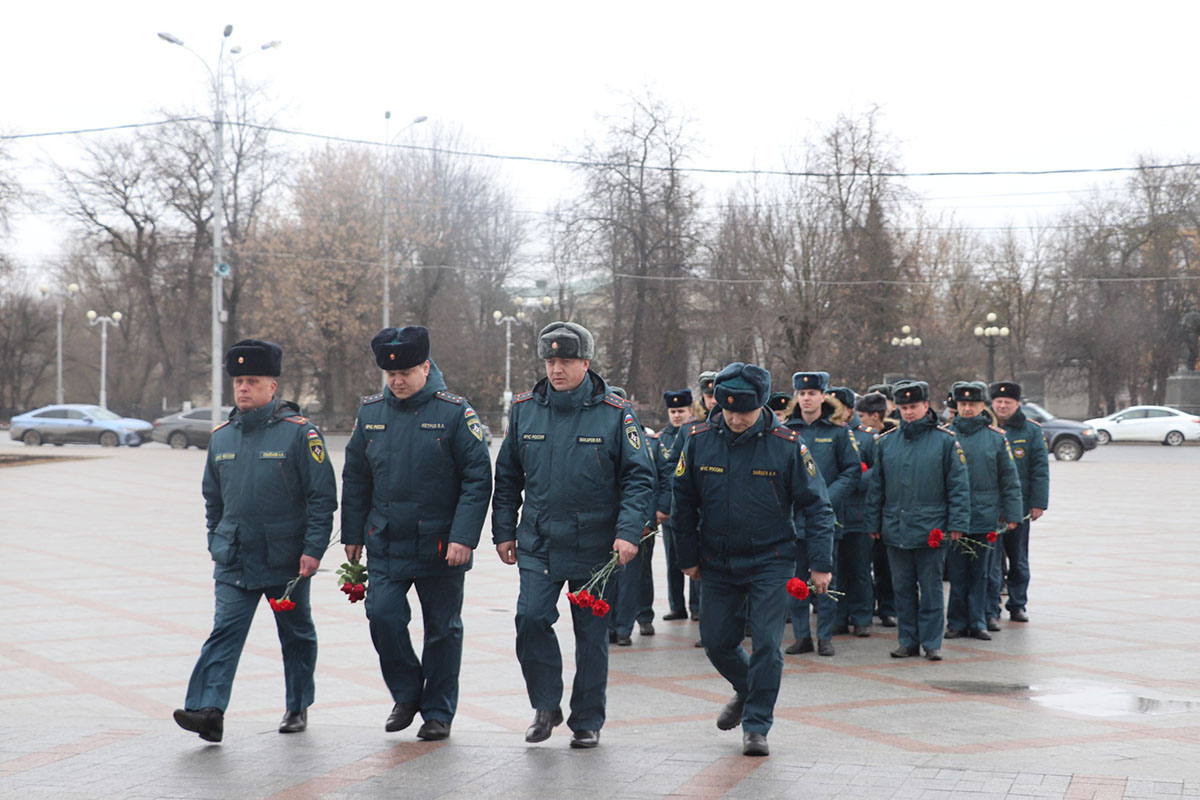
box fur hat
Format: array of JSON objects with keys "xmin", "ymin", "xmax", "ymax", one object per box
[
  {"xmin": 225, "ymin": 339, "xmax": 282, "ymax": 377},
  {"xmin": 792, "ymin": 371, "xmax": 830, "ymax": 392},
  {"xmin": 989, "ymin": 381, "xmax": 1021, "ymax": 401},
  {"xmin": 892, "ymin": 380, "xmax": 930, "ymax": 404},
  {"xmin": 663, "ymin": 389, "xmax": 693, "ymax": 408},
  {"xmin": 371, "ymin": 325, "xmax": 430, "ymax": 370},
  {"xmin": 713, "ymin": 362, "xmax": 771, "ymax": 413},
  {"xmin": 952, "ymin": 381, "xmax": 989, "ymax": 403},
  {"xmin": 855, "ymin": 391, "xmax": 888, "ymax": 416},
  {"xmin": 537, "ymin": 321, "xmax": 594, "ymax": 360}
]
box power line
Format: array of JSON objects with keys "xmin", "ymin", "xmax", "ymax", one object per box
[{"xmin": 2, "ymin": 118, "xmax": 207, "ymax": 140}]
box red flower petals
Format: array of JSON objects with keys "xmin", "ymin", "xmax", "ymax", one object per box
[{"xmin": 786, "ymin": 577, "xmax": 809, "ymax": 601}]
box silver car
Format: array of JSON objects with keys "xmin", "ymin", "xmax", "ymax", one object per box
[
  {"xmin": 151, "ymin": 407, "xmax": 234, "ymax": 449},
  {"xmin": 10, "ymin": 404, "xmax": 151, "ymax": 447}
]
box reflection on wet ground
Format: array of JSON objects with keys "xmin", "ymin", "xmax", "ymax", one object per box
[{"xmin": 928, "ymin": 679, "xmax": 1200, "ymax": 716}]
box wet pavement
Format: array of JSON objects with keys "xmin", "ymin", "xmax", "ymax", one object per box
[{"xmin": 1, "ymin": 435, "xmax": 1199, "ymax": 799}]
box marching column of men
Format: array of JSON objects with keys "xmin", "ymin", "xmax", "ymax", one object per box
[{"xmin": 175, "ymin": 323, "xmax": 1049, "ymax": 759}]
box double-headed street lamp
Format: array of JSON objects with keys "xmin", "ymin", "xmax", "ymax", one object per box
[
  {"xmin": 493, "ymin": 296, "xmax": 553, "ymax": 433},
  {"xmin": 40, "ymin": 282, "xmax": 79, "ymax": 404},
  {"xmin": 973, "ymin": 312, "xmax": 1010, "ymax": 384},
  {"xmin": 158, "ymin": 26, "xmax": 280, "ymax": 429},
  {"xmin": 86, "ymin": 310, "xmax": 122, "ymax": 409},
  {"xmin": 890, "ymin": 324, "xmax": 922, "ymax": 378},
  {"xmin": 379, "ymin": 111, "xmax": 428, "ymax": 388}
]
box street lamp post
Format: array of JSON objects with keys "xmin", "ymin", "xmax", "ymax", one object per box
[
  {"xmin": 493, "ymin": 296, "xmax": 553, "ymax": 433},
  {"xmin": 40, "ymin": 282, "xmax": 79, "ymax": 404},
  {"xmin": 379, "ymin": 110, "xmax": 428, "ymax": 389},
  {"xmin": 889, "ymin": 324, "xmax": 923, "ymax": 379},
  {"xmin": 158, "ymin": 26, "xmax": 280, "ymax": 429},
  {"xmin": 973, "ymin": 312, "xmax": 1010, "ymax": 384},
  {"xmin": 86, "ymin": 310, "xmax": 123, "ymax": 409}
]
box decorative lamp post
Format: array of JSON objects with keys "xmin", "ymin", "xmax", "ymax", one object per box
[
  {"xmin": 889, "ymin": 324, "xmax": 922, "ymax": 378},
  {"xmin": 40, "ymin": 282, "xmax": 79, "ymax": 404},
  {"xmin": 86, "ymin": 310, "xmax": 122, "ymax": 409},
  {"xmin": 158, "ymin": 26, "xmax": 280, "ymax": 429},
  {"xmin": 973, "ymin": 312, "xmax": 1010, "ymax": 384}
]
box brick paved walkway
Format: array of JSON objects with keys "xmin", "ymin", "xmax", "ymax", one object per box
[{"xmin": 1, "ymin": 437, "xmax": 1198, "ymax": 798}]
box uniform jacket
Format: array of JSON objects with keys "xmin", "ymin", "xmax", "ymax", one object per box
[
  {"xmin": 672, "ymin": 409, "xmax": 836, "ymax": 575},
  {"xmin": 838, "ymin": 418, "xmax": 877, "ymax": 534},
  {"xmin": 647, "ymin": 430, "xmax": 673, "ymax": 518},
  {"xmin": 950, "ymin": 414, "xmax": 1024, "ymax": 534},
  {"xmin": 340, "ymin": 362, "xmax": 493, "ymax": 579},
  {"xmin": 491, "ymin": 370, "xmax": 656, "ymax": 581},
  {"xmin": 203, "ymin": 397, "xmax": 337, "ymax": 590},
  {"xmin": 998, "ymin": 408, "xmax": 1050, "ymax": 513},
  {"xmin": 786, "ymin": 402, "xmax": 860, "ymax": 536},
  {"xmin": 864, "ymin": 410, "xmax": 971, "ymax": 548}
]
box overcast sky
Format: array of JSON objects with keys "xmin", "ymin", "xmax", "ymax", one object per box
[{"xmin": 5, "ymin": 1, "xmax": 1197, "ymax": 271}]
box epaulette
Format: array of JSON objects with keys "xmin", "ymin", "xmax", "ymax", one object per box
[
  {"xmin": 360, "ymin": 393, "xmax": 384, "ymax": 405},
  {"xmin": 1027, "ymin": 418, "xmax": 1042, "ymax": 427},
  {"xmin": 989, "ymin": 424, "xmax": 1006, "ymax": 434},
  {"xmin": 435, "ymin": 390, "xmax": 464, "ymax": 405},
  {"xmin": 602, "ymin": 393, "xmax": 630, "ymax": 409},
  {"xmin": 283, "ymin": 416, "xmax": 310, "ymax": 425},
  {"xmin": 212, "ymin": 420, "xmax": 231, "ymax": 433},
  {"xmin": 936, "ymin": 425, "xmax": 956, "ymax": 435},
  {"xmin": 512, "ymin": 390, "xmax": 534, "ymax": 404},
  {"xmin": 771, "ymin": 427, "xmax": 799, "ymax": 442},
  {"xmin": 688, "ymin": 422, "xmax": 713, "ymax": 435},
  {"xmin": 877, "ymin": 427, "xmax": 896, "ymax": 438}
]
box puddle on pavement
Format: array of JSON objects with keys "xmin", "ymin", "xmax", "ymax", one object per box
[{"xmin": 927, "ymin": 679, "xmax": 1200, "ymax": 717}]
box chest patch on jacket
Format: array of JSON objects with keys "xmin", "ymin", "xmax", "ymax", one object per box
[
  {"xmin": 577, "ymin": 436, "xmax": 603, "ymax": 445},
  {"xmin": 364, "ymin": 423, "xmax": 386, "ymax": 431},
  {"xmin": 1014, "ymin": 447, "xmax": 1026, "ymax": 458},
  {"xmin": 523, "ymin": 433, "xmax": 546, "ymax": 441},
  {"xmin": 751, "ymin": 469, "xmax": 777, "ymax": 477},
  {"xmin": 215, "ymin": 452, "xmax": 236, "ymax": 462},
  {"xmin": 260, "ymin": 451, "xmax": 286, "ymax": 460},
  {"xmin": 699, "ymin": 465, "xmax": 724, "ymax": 473},
  {"xmin": 420, "ymin": 422, "xmax": 447, "ymax": 430}
]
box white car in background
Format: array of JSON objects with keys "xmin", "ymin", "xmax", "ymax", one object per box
[{"xmin": 1084, "ymin": 405, "xmax": 1200, "ymax": 446}]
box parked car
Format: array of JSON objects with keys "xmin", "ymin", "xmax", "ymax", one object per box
[
  {"xmin": 1084, "ymin": 405, "xmax": 1200, "ymax": 446},
  {"xmin": 1019, "ymin": 401, "xmax": 1099, "ymax": 461},
  {"xmin": 9, "ymin": 404, "xmax": 152, "ymax": 447},
  {"xmin": 151, "ymin": 406, "xmax": 234, "ymax": 449}
]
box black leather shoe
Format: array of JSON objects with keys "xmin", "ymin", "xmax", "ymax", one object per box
[
  {"xmin": 690, "ymin": 610, "xmax": 700, "ymax": 621},
  {"xmin": 525, "ymin": 707, "xmax": 563, "ymax": 743},
  {"xmin": 615, "ymin": 634, "xmax": 632, "ymax": 647},
  {"xmin": 785, "ymin": 637, "xmax": 813, "ymax": 655},
  {"xmin": 880, "ymin": 615, "xmax": 898, "ymax": 628},
  {"xmin": 569, "ymin": 729, "xmax": 600, "ymax": 748},
  {"xmin": 278, "ymin": 709, "xmax": 307, "ymax": 733},
  {"xmin": 173, "ymin": 707, "xmax": 223, "ymax": 742},
  {"xmin": 639, "ymin": 621, "xmax": 655, "ymax": 636},
  {"xmin": 742, "ymin": 731, "xmax": 769, "ymax": 756},
  {"xmin": 716, "ymin": 693, "xmax": 745, "ymax": 730},
  {"xmin": 694, "ymin": 638, "xmax": 704, "ymax": 648},
  {"xmin": 817, "ymin": 639, "xmax": 835, "ymax": 657},
  {"xmin": 944, "ymin": 628, "xmax": 965, "ymax": 639},
  {"xmin": 890, "ymin": 645, "xmax": 920, "ymax": 658},
  {"xmin": 986, "ymin": 617, "xmax": 1001, "ymax": 632},
  {"xmin": 1010, "ymin": 609, "xmax": 1029, "ymax": 622},
  {"xmin": 924, "ymin": 649, "xmax": 943, "ymax": 661},
  {"xmin": 969, "ymin": 629, "xmax": 992, "ymax": 641},
  {"xmin": 663, "ymin": 611, "xmax": 687, "ymax": 621},
  {"xmin": 855, "ymin": 624, "xmax": 872, "ymax": 637},
  {"xmin": 385, "ymin": 701, "xmax": 419, "ymax": 732},
  {"xmin": 416, "ymin": 719, "xmax": 451, "ymax": 740}
]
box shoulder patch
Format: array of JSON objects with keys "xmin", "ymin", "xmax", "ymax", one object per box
[
  {"xmin": 689, "ymin": 422, "xmax": 714, "ymax": 435},
  {"xmin": 771, "ymin": 427, "xmax": 798, "ymax": 442},
  {"xmin": 283, "ymin": 416, "xmax": 309, "ymax": 425},
  {"xmin": 603, "ymin": 393, "xmax": 630, "ymax": 409},
  {"xmin": 512, "ymin": 391, "xmax": 534, "ymax": 404},
  {"xmin": 360, "ymin": 393, "xmax": 384, "ymax": 405},
  {"xmin": 435, "ymin": 390, "xmax": 464, "ymax": 405},
  {"xmin": 212, "ymin": 420, "xmax": 231, "ymax": 433}
]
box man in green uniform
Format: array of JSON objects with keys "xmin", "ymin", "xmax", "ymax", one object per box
[
  {"xmin": 492, "ymin": 322, "xmax": 656, "ymax": 749},
  {"xmin": 659, "ymin": 390, "xmax": 696, "ymax": 621},
  {"xmin": 341, "ymin": 326, "xmax": 493, "ymax": 740},
  {"xmin": 174, "ymin": 339, "xmax": 337, "ymax": 742},
  {"xmin": 865, "ymin": 380, "xmax": 970, "ymax": 661}
]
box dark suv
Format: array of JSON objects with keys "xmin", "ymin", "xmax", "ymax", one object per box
[{"xmin": 1019, "ymin": 401, "xmax": 1099, "ymax": 461}]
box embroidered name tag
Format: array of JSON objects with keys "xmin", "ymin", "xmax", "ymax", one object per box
[
  {"xmin": 815, "ymin": 437, "xmax": 833, "ymax": 443},
  {"xmin": 364, "ymin": 423, "xmax": 387, "ymax": 431},
  {"xmin": 577, "ymin": 436, "xmax": 603, "ymax": 444},
  {"xmin": 260, "ymin": 451, "xmax": 286, "ymax": 460},
  {"xmin": 523, "ymin": 433, "xmax": 546, "ymax": 441},
  {"xmin": 215, "ymin": 453, "xmax": 236, "ymax": 462},
  {"xmin": 420, "ymin": 422, "xmax": 447, "ymax": 430},
  {"xmin": 699, "ymin": 465, "xmax": 724, "ymax": 473},
  {"xmin": 751, "ymin": 469, "xmax": 777, "ymax": 477}
]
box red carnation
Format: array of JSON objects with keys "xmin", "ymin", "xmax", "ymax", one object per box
[
  {"xmin": 861, "ymin": 461, "xmax": 869, "ymax": 473},
  {"xmin": 279, "ymin": 599, "xmax": 296, "ymax": 611},
  {"xmin": 986, "ymin": 531, "xmax": 998, "ymax": 543},
  {"xmin": 576, "ymin": 590, "xmax": 594, "ymax": 608},
  {"xmin": 786, "ymin": 577, "xmax": 809, "ymax": 601},
  {"xmin": 591, "ymin": 599, "xmax": 611, "ymax": 617},
  {"xmin": 268, "ymin": 597, "xmax": 280, "ymax": 612},
  {"xmin": 928, "ymin": 528, "xmax": 944, "ymax": 548}
]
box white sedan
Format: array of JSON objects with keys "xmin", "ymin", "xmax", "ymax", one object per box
[{"xmin": 1084, "ymin": 405, "xmax": 1200, "ymax": 446}]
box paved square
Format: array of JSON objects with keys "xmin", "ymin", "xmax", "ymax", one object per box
[{"xmin": 1, "ymin": 436, "xmax": 1199, "ymax": 798}]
